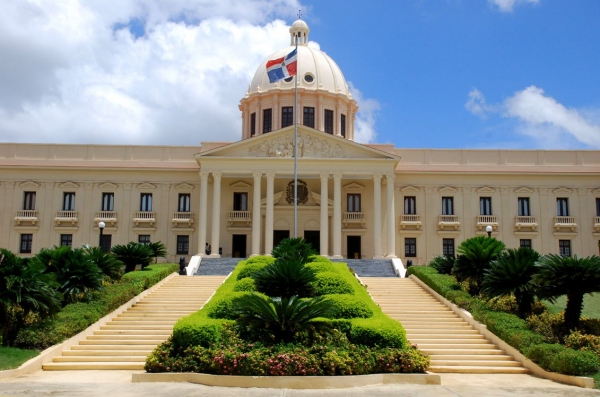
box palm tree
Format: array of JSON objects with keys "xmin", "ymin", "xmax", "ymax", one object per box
[
  {"xmin": 147, "ymin": 241, "xmax": 168, "ymax": 265},
  {"xmin": 482, "ymin": 247, "xmax": 540, "ymax": 318},
  {"xmin": 271, "ymin": 237, "xmax": 316, "ymax": 265},
  {"xmin": 452, "ymin": 235, "xmax": 506, "ymax": 296},
  {"xmin": 534, "ymin": 254, "xmax": 600, "ymax": 331},
  {"xmin": 232, "ymin": 293, "xmax": 333, "ymax": 343},
  {"xmin": 429, "ymin": 255, "xmax": 455, "ymax": 275},
  {"xmin": 253, "ymin": 256, "xmax": 317, "ymax": 298},
  {"xmin": 111, "ymin": 242, "xmax": 153, "ymax": 273},
  {"xmin": 83, "ymin": 245, "xmax": 124, "ymax": 281},
  {"xmin": 0, "ymin": 249, "xmax": 61, "ymax": 346}
]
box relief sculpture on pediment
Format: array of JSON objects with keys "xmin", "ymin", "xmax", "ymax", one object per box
[{"xmin": 248, "ymin": 133, "xmax": 344, "ymax": 158}]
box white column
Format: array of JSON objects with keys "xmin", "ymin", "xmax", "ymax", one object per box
[
  {"xmin": 386, "ymin": 173, "xmax": 396, "ymax": 258},
  {"xmin": 264, "ymin": 173, "xmax": 275, "ymax": 255},
  {"xmin": 320, "ymin": 173, "xmax": 329, "ymax": 256},
  {"xmin": 332, "ymin": 172, "xmax": 342, "ymax": 258},
  {"xmin": 373, "ymin": 173, "xmax": 383, "ymax": 258},
  {"xmin": 251, "ymin": 172, "xmax": 262, "ymax": 256},
  {"xmin": 198, "ymin": 172, "xmax": 209, "ymax": 256},
  {"xmin": 209, "ymin": 172, "xmax": 222, "ymax": 257}
]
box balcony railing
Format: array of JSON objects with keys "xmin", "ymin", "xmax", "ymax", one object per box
[
  {"xmin": 476, "ymin": 215, "xmax": 498, "ymax": 231},
  {"xmin": 172, "ymin": 212, "xmax": 194, "ymax": 226},
  {"xmin": 343, "ymin": 212, "xmax": 365, "ymax": 227},
  {"xmin": 94, "ymin": 211, "xmax": 118, "ymax": 226},
  {"xmin": 438, "ymin": 215, "xmax": 460, "ymax": 230},
  {"xmin": 399, "ymin": 214, "xmax": 421, "ymax": 229},
  {"xmin": 515, "ymin": 216, "xmax": 537, "ymax": 231},
  {"xmin": 595, "ymin": 216, "xmax": 600, "ymax": 232},
  {"xmin": 554, "ymin": 216, "xmax": 577, "ymax": 231},
  {"xmin": 55, "ymin": 211, "xmax": 78, "ymax": 225},
  {"xmin": 14, "ymin": 210, "xmax": 38, "ymax": 225},
  {"xmin": 133, "ymin": 211, "xmax": 156, "ymax": 226},
  {"xmin": 228, "ymin": 211, "xmax": 251, "ymax": 226}
]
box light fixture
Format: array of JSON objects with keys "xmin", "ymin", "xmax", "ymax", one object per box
[
  {"xmin": 485, "ymin": 225, "xmax": 493, "ymax": 238},
  {"xmin": 98, "ymin": 221, "xmax": 106, "ymax": 249}
]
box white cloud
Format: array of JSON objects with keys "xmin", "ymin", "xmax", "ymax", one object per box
[
  {"xmin": 465, "ymin": 88, "xmax": 496, "ymax": 117},
  {"xmin": 489, "ymin": 0, "xmax": 539, "ymax": 13},
  {"xmin": 348, "ymin": 82, "xmax": 380, "ymax": 144}
]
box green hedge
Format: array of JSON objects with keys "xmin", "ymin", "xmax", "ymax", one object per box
[
  {"xmin": 233, "ymin": 277, "xmax": 256, "ymax": 292},
  {"xmin": 14, "ymin": 264, "xmax": 178, "ymax": 349},
  {"xmin": 242, "ymin": 256, "xmax": 276, "ymax": 266},
  {"xmin": 326, "ymin": 294, "xmax": 373, "ymax": 319},
  {"xmin": 311, "ymin": 272, "xmax": 354, "ymax": 295},
  {"xmin": 236, "ymin": 263, "xmax": 269, "ymax": 280},
  {"xmin": 408, "ymin": 265, "xmax": 600, "ymax": 376}
]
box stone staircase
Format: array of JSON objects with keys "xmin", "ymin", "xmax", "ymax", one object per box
[
  {"xmin": 43, "ymin": 275, "xmax": 226, "ymax": 370},
  {"xmin": 195, "ymin": 258, "xmax": 244, "ymax": 275},
  {"xmin": 332, "ymin": 259, "xmax": 396, "ymax": 277},
  {"xmin": 365, "ymin": 277, "xmax": 528, "ymax": 374}
]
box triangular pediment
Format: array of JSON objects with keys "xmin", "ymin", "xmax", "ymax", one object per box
[
  {"xmin": 59, "ymin": 181, "xmax": 79, "ymax": 189},
  {"xmin": 174, "ymin": 183, "xmax": 195, "ymax": 191},
  {"xmin": 553, "ymin": 187, "xmax": 573, "ymax": 195},
  {"xmin": 20, "ymin": 181, "xmax": 40, "ymax": 189},
  {"xmin": 401, "ymin": 185, "xmax": 420, "ymax": 193},
  {"xmin": 311, "ymin": 191, "xmax": 333, "ymax": 207},
  {"xmin": 476, "ymin": 186, "xmax": 496, "ymax": 194},
  {"xmin": 98, "ymin": 182, "xmax": 118, "ymax": 190},
  {"xmin": 261, "ymin": 191, "xmax": 284, "ymax": 205},
  {"xmin": 137, "ymin": 182, "xmax": 156, "ymax": 190},
  {"xmin": 230, "ymin": 181, "xmax": 252, "ymax": 190},
  {"xmin": 514, "ymin": 186, "xmax": 535, "ymax": 194},
  {"xmin": 343, "ymin": 182, "xmax": 365, "ymax": 192},
  {"xmin": 196, "ymin": 125, "xmax": 400, "ymax": 161},
  {"xmin": 438, "ymin": 186, "xmax": 458, "ymax": 194}
]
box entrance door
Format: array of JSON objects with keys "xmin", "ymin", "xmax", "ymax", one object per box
[
  {"xmin": 232, "ymin": 234, "xmax": 247, "ymax": 258},
  {"xmin": 304, "ymin": 230, "xmax": 320, "ymax": 253},
  {"xmin": 347, "ymin": 236, "xmax": 361, "ymax": 259},
  {"xmin": 100, "ymin": 235, "xmax": 112, "ymax": 253},
  {"xmin": 273, "ymin": 230, "xmax": 290, "ymax": 249}
]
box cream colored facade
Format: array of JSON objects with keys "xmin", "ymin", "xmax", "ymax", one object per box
[{"xmin": 1, "ymin": 21, "xmax": 599, "ymax": 263}]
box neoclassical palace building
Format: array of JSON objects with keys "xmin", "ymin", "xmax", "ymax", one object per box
[{"xmin": 1, "ymin": 20, "xmax": 600, "ymax": 264}]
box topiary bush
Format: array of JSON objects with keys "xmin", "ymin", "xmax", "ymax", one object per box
[
  {"xmin": 326, "ymin": 294, "xmax": 373, "ymax": 319},
  {"xmin": 207, "ymin": 292, "xmax": 249, "ymax": 320},
  {"xmin": 236, "ymin": 262, "xmax": 269, "ymax": 280},
  {"xmin": 428, "ymin": 255, "xmax": 455, "ymax": 275},
  {"xmin": 348, "ymin": 318, "xmax": 407, "ymax": 348},
  {"xmin": 233, "ymin": 277, "xmax": 256, "ymax": 292},
  {"xmin": 550, "ymin": 349, "xmax": 600, "ymax": 375},
  {"xmin": 253, "ymin": 257, "xmax": 316, "ymax": 298},
  {"xmin": 311, "ymin": 272, "xmax": 354, "ymax": 295},
  {"xmin": 243, "ymin": 256, "xmax": 276, "ymax": 266},
  {"xmin": 305, "ymin": 261, "xmax": 339, "ymax": 273}
]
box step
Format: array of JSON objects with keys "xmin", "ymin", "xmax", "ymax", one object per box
[
  {"xmin": 43, "ymin": 362, "xmax": 144, "ymax": 371},
  {"xmin": 430, "ymin": 360, "xmax": 522, "ymax": 367},
  {"xmin": 107, "ymin": 321, "xmax": 177, "ymax": 326},
  {"xmin": 407, "ymin": 334, "xmax": 486, "ymax": 340},
  {"xmin": 87, "ymin": 335, "xmax": 169, "ymax": 341},
  {"xmin": 53, "ymin": 356, "xmax": 147, "ymax": 362},
  {"xmin": 71, "ymin": 345, "xmax": 156, "ymax": 350},
  {"xmin": 63, "ymin": 350, "xmax": 151, "ymax": 356},
  {"xmin": 415, "ymin": 343, "xmax": 499, "ymax": 349},
  {"xmin": 94, "ymin": 329, "xmax": 173, "ymax": 335},
  {"xmin": 420, "ymin": 348, "xmax": 506, "ymax": 355},
  {"xmin": 429, "ymin": 365, "xmax": 529, "ymax": 374},
  {"xmin": 79, "ymin": 339, "xmax": 166, "ymax": 345},
  {"xmin": 430, "ymin": 354, "xmax": 514, "ymax": 361}
]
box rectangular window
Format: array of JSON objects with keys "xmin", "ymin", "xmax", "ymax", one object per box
[
  {"xmin": 177, "ymin": 235, "xmax": 189, "ymax": 255},
  {"xmin": 63, "ymin": 192, "xmax": 75, "ymax": 211},
  {"xmin": 250, "ymin": 112, "xmax": 256, "ymax": 136},
  {"xmin": 557, "ymin": 198, "xmax": 569, "ymax": 216},
  {"xmin": 281, "ymin": 106, "xmax": 293, "ymax": 128},
  {"xmin": 443, "ymin": 238, "xmax": 455, "ymax": 256},
  {"xmin": 303, "ymin": 107, "xmax": 315, "ymax": 128},
  {"xmin": 140, "ymin": 193, "xmax": 153, "ymax": 211},
  {"xmin": 518, "ymin": 197, "xmax": 530, "ymax": 216},
  {"xmin": 442, "ymin": 197, "xmax": 454, "ymax": 215},
  {"xmin": 404, "ymin": 196, "xmax": 416, "ymax": 215},
  {"xmin": 100, "ymin": 234, "xmax": 112, "ymax": 253},
  {"xmin": 60, "ymin": 234, "xmax": 73, "ymax": 247},
  {"xmin": 262, "ymin": 108, "xmax": 272, "ymax": 133},
  {"xmin": 20, "ymin": 234, "xmax": 33, "ymax": 254},
  {"xmin": 324, "ymin": 109, "xmax": 334, "ymax": 134},
  {"xmin": 596, "ymin": 198, "xmax": 600, "ymax": 217},
  {"xmin": 178, "ymin": 193, "xmax": 191, "ymax": 212},
  {"xmin": 233, "ymin": 192, "xmax": 248, "ymax": 211},
  {"xmin": 138, "ymin": 235, "xmax": 151, "ymax": 245},
  {"xmin": 347, "ymin": 194, "xmax": 361, "ymax": 212},
  {"xmin": 23, "ymin": 192, "xmax": 36, "ymax": 210},
  {"xmin": 520, "ymin": 239, "xmax": 532, "ymax": 249},
  {"xmin": 405, "ymin": 238, "xmax": 417, "ymax": 257},
  {"xmin": 479, "ymin": 197, "xmax": 492, "ymax": 215},
  {"xmin": 102, "ymin": 193, "xmax": 114, "ymax": 211},
  {"xmin": 340, "ymin": 114, "xmax": 346, "ymax": 138},
  {"xmin": 559, "ymin": 239, "xmax": 571, "ymax": 257}
]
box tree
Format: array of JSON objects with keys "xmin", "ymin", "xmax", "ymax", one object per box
[
  {"xmin": 253, "ymin": 257, "xmax": 317, "ymax": 298},
  {"xmin": 452, "ymin": 236, "xmax": 506, "ymax": 296},
  {"xmin": 111, "ymin": 242, "xmax": 153, "ymax": 273},
  {"xmin": 534, "ymin": 254, "xmax": 600, "ymax": 331},
  {"xmin": 147, "ymin": 241, "xmax": 168, "ymax": 265},
  {"xmin": 232, "ymin": 293, "xmax": 333, "ymax": 343},
  {"xmin": 0, "ymin": 249, "xmax": 61, "ymax": 346},
  {"xmin": 83, "ymin": 245, "xmax": 124, "ymax": 281},
  {"xmin": 429, "ymin": 255, "xmax": 455, "ymax": 275},
  {"xmin": 482, "ymin": 247, "xmax": 540, "ymax": 318},
  {"xmin": 271, "ymin": 237, "xmax": 316, "ymax": 265}
]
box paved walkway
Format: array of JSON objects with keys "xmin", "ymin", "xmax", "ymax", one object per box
[{"xmin": 0, "ymin": 370, "xmax": 598, "ymax": 396}]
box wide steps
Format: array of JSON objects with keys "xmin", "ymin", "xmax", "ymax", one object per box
[
  {"xmin": 365, "ymin": 277, "xmax": 527, "ymax": 374},
  {"xmin": 43, "ymin": 275, "xmax": 226, "ymax": 371}
]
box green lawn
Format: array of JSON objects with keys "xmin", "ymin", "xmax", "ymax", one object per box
[
  {"xmin": 545, "ymin": 294, "xmax": 600, "ymax": 318},
  {"xmin": 0, "ymin": 347, "xmax": 39, "ymax": 370}
]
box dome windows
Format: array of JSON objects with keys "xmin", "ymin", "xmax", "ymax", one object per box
[
  {"xmin": 304, "ymin": 73, "xmax": 315, "ymax": 84},
  {"xmin": 284, "ymin": 77, "xmax": 294, "ymax": 83}
]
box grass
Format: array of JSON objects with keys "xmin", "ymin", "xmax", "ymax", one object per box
[
  {"xmin": 0, "ymin": 347, "xmax": 39, "ymax": 370},
  {"xmin": 545, "ymin": 294, "xmax": 600, "ymax": 319}
]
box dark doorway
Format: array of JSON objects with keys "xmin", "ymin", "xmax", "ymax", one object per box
[
  {"xmin": 100, "ymin": 234, "xmax": 112, "ymax": 253},
  {"xmin": 347, "ymin": 236, "xmax": 361, "ymax": 259},
  {"xmin": 232, "ymin": 234, "xmax": 247, "ymax": 258},
  {"xmin": 304, "ymin": 230, "xmax": 320, "ymax": 253},
  {"xmin": 273, "ymin": 230, "xmax": 290, "ymax": 248}
]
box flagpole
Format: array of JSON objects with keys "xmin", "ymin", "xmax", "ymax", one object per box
[{"xmin": 293, "ymin": 32, "xmax": 299, "ymax": 239}]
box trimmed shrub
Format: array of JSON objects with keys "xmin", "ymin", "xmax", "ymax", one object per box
[
  {"xmin": 326, "ymin": 294, "xmax": 373, "ymax": 319},
  {"xmin": 305, "ymin": 261, "xmax": 338, "ymax": 274},
  {"xmin": 171, "ymin": 318, "xmax": 229, "ymax": 349},
  {"xmin": 565, "ymin": 331, "xmax": 600, "ymax": 356},
  {"xmin": 308, "ymin": 255, "xmax": 333, "ymax": 263},
  {"xmin": 428, "ymin": 255, "xmax": 455, "ymax": 275},
  {"xmin": 311, "ymin": 272, "xmax": 354, "ymax": 295},
  {"xmin": 550, "ymin": 349, "xmax": 600, "ymax": 375},
  {"xmin": 525, "ymin": 343, "xmax": 565, "ymax": 370},
  {"xmin": 236, "ymin": 263, "xmax": 268, "ymax": 280},
  {"xmin": 122, "ymin": 264, "xmax": 179, "ymax": 289},
  {"xmin": 348, "ymin": 318, "xmax": 407, "ymax": 348},
  {"xmin": 207, "ymin": 292, "xmax": 249, "ymax": 320},
  {"xmin": 233, "ymin": 277, "xmax": 256, "ymax": 292},
  {"xmin": 253, "ymin": 258, "xmax": 317, "ymax": 298},
  {"xmin": 243, "ymin": 256, "xmax": 276, "ymax": 266}
]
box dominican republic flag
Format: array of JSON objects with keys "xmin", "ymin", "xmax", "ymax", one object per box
[{"xmin": 266, "ymin": 48, "xmax": 297, "ymax": 83}]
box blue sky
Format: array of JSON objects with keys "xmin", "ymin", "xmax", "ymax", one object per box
[{"xmin": 0, "ymin": 0, "xmax": 599, "ymax": 149}]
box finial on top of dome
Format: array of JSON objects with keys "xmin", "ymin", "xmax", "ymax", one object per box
[{"xmin": 290, "ymin": 11, "xmax": 309, "ymax": 46}]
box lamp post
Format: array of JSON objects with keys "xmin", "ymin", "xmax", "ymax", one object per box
[
  {"xmin": 485, "ymin": 225, "xmax": 493, "ymax": 238},
  {"xmin": 98, "ymin": 221, "xmax": 106, "ymax": 250}
]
